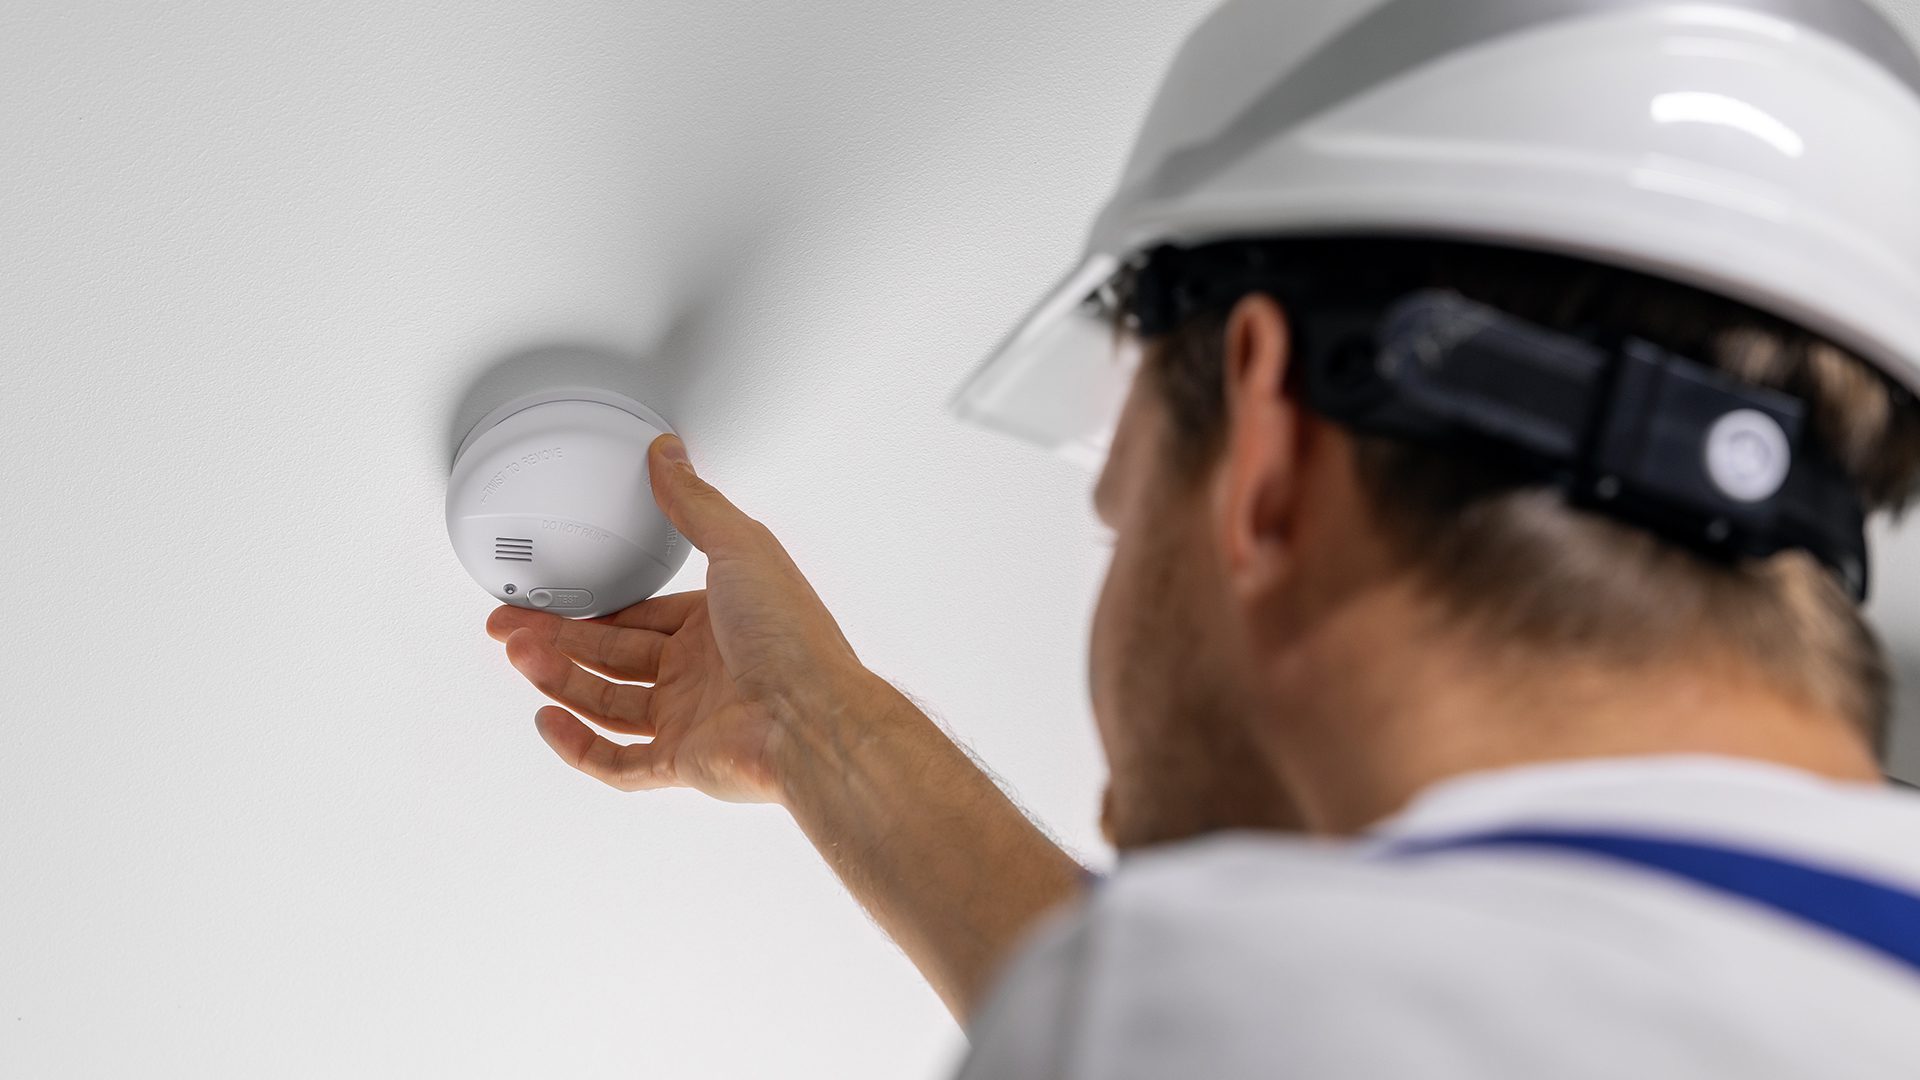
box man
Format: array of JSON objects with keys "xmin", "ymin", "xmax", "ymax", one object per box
[{"xmin": 489, "ymin": 0, "xmax": 1920, "ymax": 1074}]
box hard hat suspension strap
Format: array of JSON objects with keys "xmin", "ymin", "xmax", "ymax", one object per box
[{"xmin": 1126, "ymin": 243, "xmax": 1871, "ymax": 600}]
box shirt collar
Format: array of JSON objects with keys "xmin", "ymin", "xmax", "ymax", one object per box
[{"xmin": 1359, "ymin": 753, "xmax": 1851, "ymax": 846}]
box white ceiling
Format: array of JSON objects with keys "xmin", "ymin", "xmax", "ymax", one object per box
[{"xmin": 6, "ymin": 2, "xmax": 1920, "ymax": 1076}]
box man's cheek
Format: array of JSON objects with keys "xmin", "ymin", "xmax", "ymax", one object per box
[
  {"xmin": 1098, "ymin": 785, "xmax": 1117, "ymax": 847},
  {"xmin": 1087, "ymin": 569, "xmax": 1120, "ymax": 738}
]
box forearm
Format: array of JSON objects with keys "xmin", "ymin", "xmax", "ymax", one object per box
[{"xmin": 771, "ymin": 671, "xmax": 1088, "ymax": 1024}]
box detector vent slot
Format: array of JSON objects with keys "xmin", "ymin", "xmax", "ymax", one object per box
[{"xmin": 494, "ymin": 537, "xmax": 534, "ymax": 562}]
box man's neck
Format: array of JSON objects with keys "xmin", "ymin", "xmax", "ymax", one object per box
[{"xmin": 1263, "ymin": 580, "xmax": 1886, "ymax": 837}]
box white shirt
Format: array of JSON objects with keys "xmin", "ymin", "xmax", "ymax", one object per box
[{"xmin": 954, "ymin": 755, "xmax": 1920, "ymax": 1079}]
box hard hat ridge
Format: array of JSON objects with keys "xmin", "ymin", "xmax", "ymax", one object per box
[{"xmin": 1112, "ymin": 0, "xmax": 1920, "ymax": 223}]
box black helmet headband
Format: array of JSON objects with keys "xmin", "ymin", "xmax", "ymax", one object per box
[{"xmin": 1125, "ymin": 241, "xmax": 1871, "ymax": 601}]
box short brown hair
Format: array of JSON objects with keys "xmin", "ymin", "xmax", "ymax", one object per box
[{"xmin": 1111, "ymin": 236, "xmax": 1920, "ymax": 752}]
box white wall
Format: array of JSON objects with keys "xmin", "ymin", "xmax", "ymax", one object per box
[{"xmin": 5, "ymin": 2, "xmax": 1920, "ymax": 1077}]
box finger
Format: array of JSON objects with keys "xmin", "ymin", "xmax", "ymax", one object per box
[
  {"xmin": 504, "ymin": 627, "xmax": 656, "ymax": 736},
  {"xmin": 585, "ymin": 588, "xmax": 705, "ymax": 633},
  {"xmin": 487, "ymin": 590, "xmax": 699, "ymax": 642},
  {"xmin": 534, "ymin": 706, "xmax": 672, "ymax": 792},
  {"xmin": 648, "ymin": 434, "xmax": 767, "ymax": 556},
  {"xmin": 488, "ymin": 606, "xmax": 669, "ymax": 682}
]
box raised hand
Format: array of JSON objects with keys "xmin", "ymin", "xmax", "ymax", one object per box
[{"xmin": 487, "ymin": 434, "xmax": 875, "ymax": 804}]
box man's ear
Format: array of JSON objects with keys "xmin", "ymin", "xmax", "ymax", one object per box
[{"xmin": 1213, "ymin": 292, "xmax": 1300, "ymax": 601}]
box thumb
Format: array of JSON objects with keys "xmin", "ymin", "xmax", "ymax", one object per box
[{"xmin": 648, "ymin": 433, "xmax": 756, "ymax": 555}]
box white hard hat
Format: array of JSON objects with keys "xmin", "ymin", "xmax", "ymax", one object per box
[{"xmin": 949, "ymin": 0, "xmax": 1920, "ymax": 471}]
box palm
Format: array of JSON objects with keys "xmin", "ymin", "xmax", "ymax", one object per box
[{"xmin": 644, "ymin": 603, "xmax": 782, "ymax": 803}]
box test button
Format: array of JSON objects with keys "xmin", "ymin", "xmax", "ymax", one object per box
[{"xmin": 529, "ymin": 588, "xmax": 593, "ymax": 609}]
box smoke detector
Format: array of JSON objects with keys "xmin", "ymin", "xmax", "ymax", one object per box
[{"xmin": 446, "ymin": 386, "xmax": 689, "ymax": 619}]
